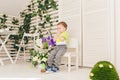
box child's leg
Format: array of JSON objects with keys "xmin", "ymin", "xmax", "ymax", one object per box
[
  {"xmin": 54, "ymin": 45, "xmax": 67, "ymax": 68},
  {"xmin": 47, "ymin": 47, "xmax": 59, "ymax": 67}
]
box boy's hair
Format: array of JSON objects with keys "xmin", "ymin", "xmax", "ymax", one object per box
[{"xmin": 57, "ymin": 21, "xmax": 67, "ymax": 29}]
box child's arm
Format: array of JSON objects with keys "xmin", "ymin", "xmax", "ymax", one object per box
[
  {"xmin": 53, "ymin": 34, "xmax": 58, "ymax": 41},
  {"xmin": 53, "ymin": 31, "xmax": 60, "ymax": 41},
  {"xmin": 54, "ymin": 32, "xmax": 66, "ymax": 42}
]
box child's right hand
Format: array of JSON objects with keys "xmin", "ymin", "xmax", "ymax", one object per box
[{"xmin": 54, "ymin": 31, "xmax": 60, "ymax": 41}]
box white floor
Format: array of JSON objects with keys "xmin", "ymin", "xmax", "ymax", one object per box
[{"xmin": 0, "ymin": 61, "xmax": 91, "ymax": 80}]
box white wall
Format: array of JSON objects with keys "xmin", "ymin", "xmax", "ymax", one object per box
[
  {"xmin": 115, "ymin": 0, "xmax": 120, "ymax": 72},
  {"xmin": 82, "ymin": 0, "xmax": 115, "ymax": 67},
  {"xmin": 0, "ymin": 0, "xmax": 30, "ymax": 16}
]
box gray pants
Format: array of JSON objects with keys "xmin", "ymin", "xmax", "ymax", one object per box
[{"xmin": 47, "ymin": 45, "xmax": 67, "ymax": 68}]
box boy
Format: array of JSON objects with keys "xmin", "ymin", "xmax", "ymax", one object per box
[{"xmin": 46, "ymin": 21, "xmax": 69, "ymax": 72}]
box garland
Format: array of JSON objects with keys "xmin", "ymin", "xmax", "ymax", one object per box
[
  {"xmin": 0, "ymin": 14, "xmax": 8, "ymax": 29},
  {"xmin": 37, "ymin": 0, "xmax": 58, "ymax": 28},
  {"xmin": 9, "ymin": 0, "xmax": 58, "ymax": 52},
  {"xmin": 9, "ymin": 13, "xmax": 32, "ymax": 50}
]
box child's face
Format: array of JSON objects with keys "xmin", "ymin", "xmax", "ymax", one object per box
[{"xmin": 57, "ymin": 24, "xmax": 66, "ymax": 33}]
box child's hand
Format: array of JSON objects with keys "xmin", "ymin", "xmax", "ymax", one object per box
[
  {"xmin": 57, "ymin": 31, "xmax": 60, "ymax": 36},
  {"xmin": 54, "ymin": 32, "xmax": 60, "ymax": 41},
  {"xmin": 59, "ymin": 35, "xmax": 65, "ymax": 41}
]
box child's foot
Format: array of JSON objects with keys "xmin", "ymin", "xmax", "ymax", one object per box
[
  {"xmin": 51, "ymin": 66, "xmax": 59, "ymax": 72},
  {"xmin": 46, "ymin": 66, "xmax": 52, "ymax": 73}
]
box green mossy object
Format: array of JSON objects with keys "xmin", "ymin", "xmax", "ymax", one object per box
[{"xmin": 90, "ymin": 61, "xmax": 119, "ymax": 80}]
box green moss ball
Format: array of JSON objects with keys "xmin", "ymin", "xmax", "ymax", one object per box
[{"xmin": 89, "ymin": 61, "xmax": 119, "ymax": 80}]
